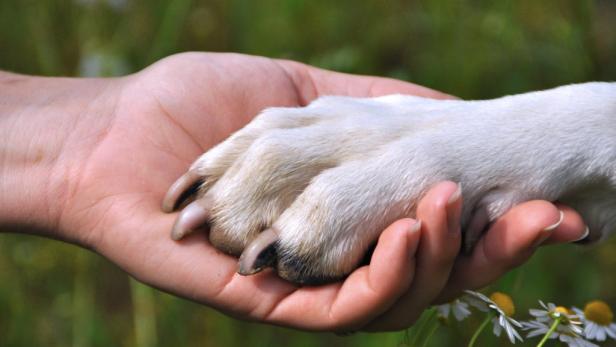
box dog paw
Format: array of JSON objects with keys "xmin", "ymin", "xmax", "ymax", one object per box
[
  {"xmin": 163, "ymin": 96, "xmax": 453, "ymax": 283},
  {"xmin": 163, "ymin": 83, "xmax": 616, "ymax": 284}
]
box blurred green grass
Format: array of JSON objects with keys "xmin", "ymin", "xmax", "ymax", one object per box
[{"xmin": 1, "ymin": 1, "xmax": 615, "ymax": 346}]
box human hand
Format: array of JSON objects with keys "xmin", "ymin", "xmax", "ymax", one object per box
[
  {"xmin": 363, "ymin": 195, "xmax": 587, "ymax": 331},
  {"xmin": 0, "ymin": 52, "xmax": 587, "ymax": 332}
]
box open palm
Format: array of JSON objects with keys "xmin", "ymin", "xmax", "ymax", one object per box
[{"xmin": 55, "ymin": 52, "xmax": 585, "ymax": 332}]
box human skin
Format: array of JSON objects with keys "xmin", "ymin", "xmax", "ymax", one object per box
[{"xmin": 0, "ymin": 52, "xmax": 587, "ymax": 332}]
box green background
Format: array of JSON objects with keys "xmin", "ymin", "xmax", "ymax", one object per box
[{"xmin": 1, "ymin": 0, "xmax": 615, "ymax": 346}]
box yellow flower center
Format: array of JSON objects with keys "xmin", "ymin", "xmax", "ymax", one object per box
[
  {"xmin": 490, "ymin": 292, "xmax": 515, "ymax": 317},
  {"xmin": 584, "ymin": 300, "xmax": 614, "ymax": 326},
  {"xmin": 551, "ymin": 306, "xmax": 577, "ymax": 324},
  {"xmin": 554, "ymin": 306, "xmax": 571, "ymax": 315}
]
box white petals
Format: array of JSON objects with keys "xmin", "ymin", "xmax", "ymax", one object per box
[
  {"xmin": 463, "ymin": 290, "xmax": 523, "ymax": 343},
  {"xmin": 573, "ymin": 306, "xmax": 616, "ymax": 342},
  {"xmin": 436, "ymin": 299, "xmax": 471, "ymax": 322},
  {"xmin": 606, "ymin": 323, "xmax": 616, "ymax": 339},
  {"xmin": 452, "ymin": 301, "xmax": 472, "ymax": 321},
  {"xmin": 459, "ymin": 293, "xmax": 613, "ymax": 346}
]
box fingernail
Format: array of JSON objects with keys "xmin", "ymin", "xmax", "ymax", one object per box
[
  {"xmin": 542, "ymin": 210, "xmax": 564, "ymax": 232},
  {"xmin": 447, "ymin": 183, "xmax": 462, "ymax": 235},
  {"xmin": 532, "ymin": 210, "xmax": 564, "ymax": 247},
  {"xmin": 573, "ymin": 226, "xmax": 590, "ymax": 243},
  {"xmin": 447, "ymin": 183, "xmax": 462, "ymax": 205},
  {"xmin": 409, "ymin": 220, "xmax": 422, "ymax": 234}
]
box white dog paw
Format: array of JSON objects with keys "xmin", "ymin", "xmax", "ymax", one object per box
[{"xmin": 163, "ymin": 83, "xmax": 616, "ymax": 284}]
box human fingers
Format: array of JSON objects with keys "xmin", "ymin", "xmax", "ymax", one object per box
[
  {"xmin": 363, "ymin": 181, "xmax": 462, "ymax": 331},
  {"xmin": 435, "ymin": 200, "xmax": 586, "ymax": 303},
  {"xmin": 542, "ymin": 203, "xmax": 588, "ymax": 244},
  {"xmin": 263, "ymin": 218, "xmax": 421, "ymax": 331}
]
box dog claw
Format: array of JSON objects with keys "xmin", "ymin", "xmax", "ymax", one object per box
[
  {"xmin": 238, "ymin": 228, "xmax": 279, "ymax": 276},
  {"xmin": 162, "ymin": 171, "xmax": 202, "ymax": 213},
  {"xmin": 170, "ymin": 199, "xmax": 211, "ymax": 240}
]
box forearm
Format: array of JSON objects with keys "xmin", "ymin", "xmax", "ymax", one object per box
[
  {"xmin": 0, "ymin": 72, "xmax": 62, "ymax": 235},
  {"xmin": 0, "ymin": 71, "xmax": 117, "ymax": 242}
]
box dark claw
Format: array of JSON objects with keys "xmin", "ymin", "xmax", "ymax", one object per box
[
  {"xmin": 162, "ymin": 171, "xmax": 202, "ymax": 213},
  {"xmin": 238, "ymin": 228, "xmax": 279, "ymax": 275}
]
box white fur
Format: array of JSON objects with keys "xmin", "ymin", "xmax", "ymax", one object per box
[{"xmin": 187, "ymin": 82, "xmax": 616, "ymax": 279}]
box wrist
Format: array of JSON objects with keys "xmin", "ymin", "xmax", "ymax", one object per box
[{"xmin": 0, "ymin": 71, "xmax": 120, "ymax": 244}]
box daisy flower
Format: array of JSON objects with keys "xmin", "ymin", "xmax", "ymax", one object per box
[
  {"xmin": 436, "ymin": 299, "xmax": 472, "ymax": 322},
  {"xmin": 523, "ymin": 319, "xmax": 598, "ymax": 347},
  {"xmin": 464, "ymin": 290, "xmax": 523, "ymax": 344},
  {"xmin": 523, "ymin": 301, "xmax": 594, "ymax": 347},
  {"xmin": 527, "ymin": 301, "xmax": 583, "ymax": 336},
  {"xmin": 573, "ymin": 300, "xmax": 616, "ymax": 342}
]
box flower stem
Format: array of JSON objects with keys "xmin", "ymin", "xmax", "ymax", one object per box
[
  {"xmin": 536, "ymin": 317, "xmax": 562, "ymax": 347},
  {"xmin": 420, "ymin": 322, "xmax": 440, "ymax": 347},
  {"xmin": 408, "ymin": 308, "xmax": 437, "ymax": 346},
  {"xmin": 468, "ymin": 315, "xmax": 491, "ymax": 347}
]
